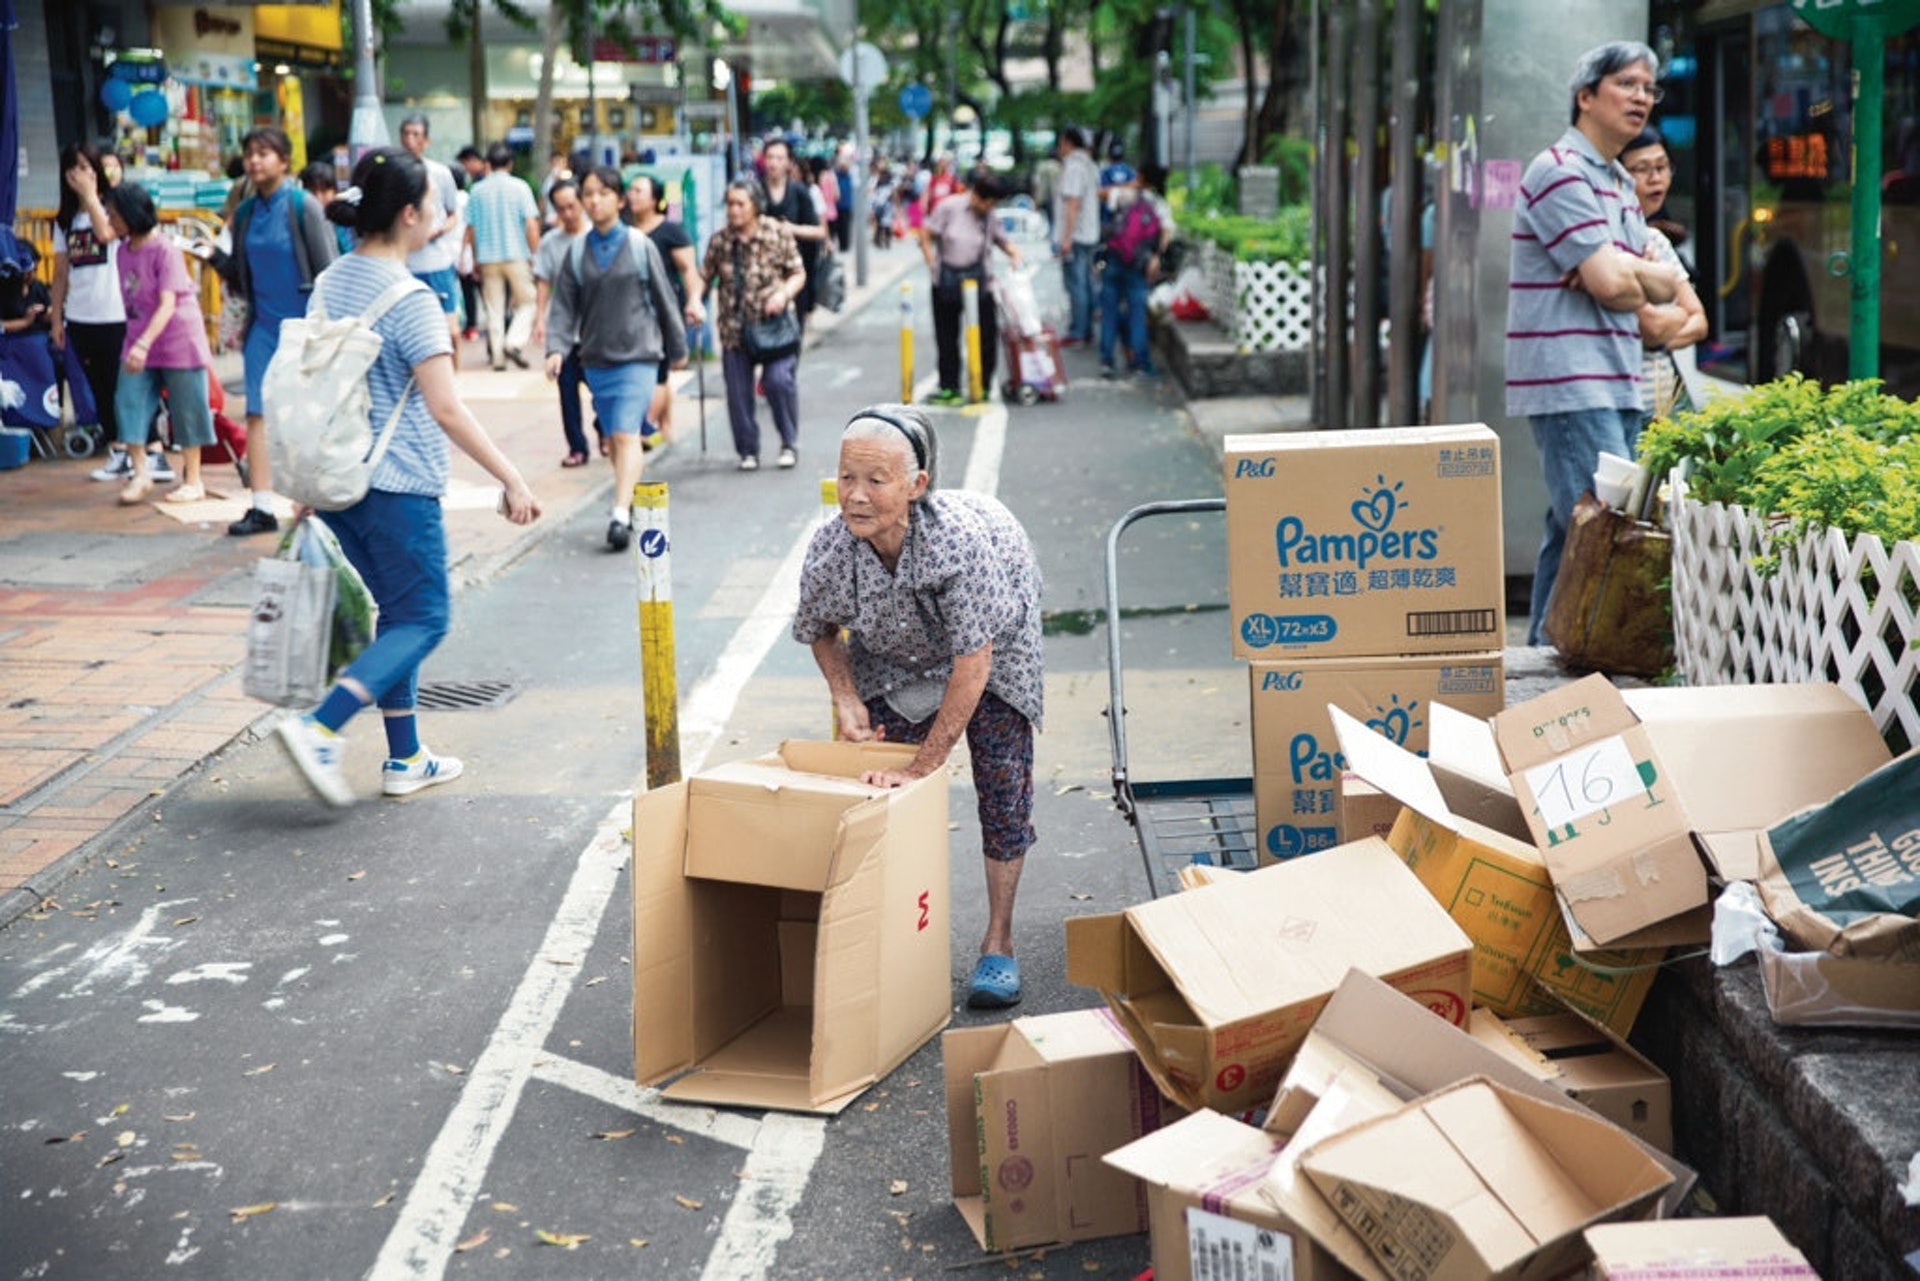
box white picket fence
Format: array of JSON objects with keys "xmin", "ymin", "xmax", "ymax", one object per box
[
  {"xmin": 1670, "ymin": 488, "xmax": 1920, "ymax": 752},
  {"xmin": 1188, "ymin": 240, "xmax": 1314, "ymax": 354}
]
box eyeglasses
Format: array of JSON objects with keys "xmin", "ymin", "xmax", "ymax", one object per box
[
  {"xmin": 1626, "ymin": 160, "xmax": 1672, "ymax": 178},
  {"xmin": 1609, "ymin": 76, "xmax": 1666, "ymax": 103}
]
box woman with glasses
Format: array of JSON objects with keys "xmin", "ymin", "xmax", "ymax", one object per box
[{"xmin": 1623, "ymin": 127, "xmax": 1706, "ymax": 422}]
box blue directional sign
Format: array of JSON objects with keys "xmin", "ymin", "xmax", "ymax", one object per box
[{"xmin": 899, "ymin": 83, "xmax": 933, "ymax": 118}]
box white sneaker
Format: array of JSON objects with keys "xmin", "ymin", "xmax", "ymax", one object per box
[
  {"xmin": 275, "ymin": 714, "xmax": 353, "ymax": 807},
  {"xmin": 90, "ymin": 449, "xmax": 132, "ymax": 481},
  {"xmin": 382, "ymin": 749, "xmax": 464, "ymax": 797}
]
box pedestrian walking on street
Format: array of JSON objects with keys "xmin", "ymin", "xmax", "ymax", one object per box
[
  {"xmin": 467, "ymin": 143, "xmax": 541, "ymax": 371},
  {"xmin": 1507, "ymin": 41, "xmax": 1679, "ymax": 644},
  {"xmin": 529, "ymin": 179, "xmax": 596, "ymax": 466},
  {"xmin": 274, "ymin": 147, "xmax": 541, "ymax": 808},
  {"xmin": 759, "ymin": 138, "xmax": 828, "ymax": 337},
  {"xmin": 1053, "ymin": 128, "xmax": 1100, "ymax": 346},
  {"xmin": 101, "ymin": 183, "xmax": 217, "ymax": 507},
  {"xmin": 794, "ymin": 405, "xmax": 1045, "ymax": 1009},
  {"xmin": 702, "ymin": 179, "xmax": 806, "ymax": 471},
  {"xmin": 920, "ymin": 172, "xmax": 1021, "ymax": 405},
  {"xmin": 1097, "ymin": 173, "xmax": 1163, "ymax": 380},
  {"xmin": 397, "ymin": 114, "xmax": 467, "ymax": 349},
  {"xmin": 50, "ymin": 143, "xmax": 151, "ymax": 481},
  {"xmin": 625, "ymin": 173, "xmax": 707, "ymax": 451},
  {"xmin": 216, "ymin": 127, "xmax": 340, "ymax": 536},
  {"xmin": 542, "ymin": 165, "xmax": 686, "ymax": 552}
]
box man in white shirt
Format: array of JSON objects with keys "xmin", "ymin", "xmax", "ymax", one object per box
[
  {"xmin": 1053, "ymin": 127, "xmax": 1100, "ymax": 346},
  {"xmin": 398, "ymin": 114, "xmax": 466, "ymax": 348}
]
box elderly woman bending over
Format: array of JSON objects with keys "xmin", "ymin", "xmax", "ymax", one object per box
[{"xmin": 793, "ymin": 406, "xmax": 1044, "ymax": 1009}]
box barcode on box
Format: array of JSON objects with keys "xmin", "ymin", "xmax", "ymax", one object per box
[
  {"xmin": 1185, "ymin": 1206, "xmax": 1293, "ymax": 1281},
  {"xmin": 1405, "ymin": 608, "xmax": 1498, "ymax": 638}
]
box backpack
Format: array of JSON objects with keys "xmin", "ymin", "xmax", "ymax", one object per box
[
  {"xmin": 262, "ymin": 273, "xmax": 430, "ymax": 511},
  {"xmin": 566, "ymin": 226, "xmax": 650, "ymax": 287},
  {"xmin": 1105, "ymin": 198, "xmax": 1162, "ymax": 272}
]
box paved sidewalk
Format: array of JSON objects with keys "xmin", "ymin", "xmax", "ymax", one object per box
[{"xmin": 0, "ymin": 246, "xmax": 918, "ymax": 919}]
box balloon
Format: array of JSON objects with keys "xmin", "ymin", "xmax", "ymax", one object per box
[
  {"xmin": 100, "ymin": 79, "xmax": 132, "ymax": 113},
  {"xmin": 129, "ymin": 90, "xmax": 169, "ymax": 128}
]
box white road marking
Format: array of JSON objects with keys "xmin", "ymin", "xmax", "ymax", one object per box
[
  {"xmin": 961, "ymin": 402, "xmax": 1007, "ymax": 496},
  {"xmin": 700, "ymin": 1112, "xmax": 829, "ymax": 1281},
  {"xmin": 165, "ymin": 963, "xmax": 251, "ymax": 986},
  {"xmin": 528, "ymin": 1055, "xmax": 758, "ymax": 1151},
  {"xmin": 10, "ymin": 901, "xmax": 190, "ymax": 1000}
]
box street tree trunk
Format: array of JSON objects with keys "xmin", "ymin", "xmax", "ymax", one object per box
[
  {"xmin": 534, "ymin": 0, "xmax": 563, "ymax": 160},
  {"xmin": 468, "ymin": 0, "xmax": 488, "ymax": 146}
]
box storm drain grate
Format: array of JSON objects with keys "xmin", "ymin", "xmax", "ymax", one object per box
[{"xmin": 414, "ymin": 680, "xmax": 521, "ymax": 711}]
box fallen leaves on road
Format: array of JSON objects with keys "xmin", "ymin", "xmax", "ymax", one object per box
[
  {"xmin": 372, "ymin": 1192, "xmax": 394, "ymax": 1208},
  {"xmin": 453, "ymin": 1228, "xmax": 490, "ymax": 1253},
  {"xmin": 672, "ymin": 1194, "xmax": 703, "ymax": 1211},
  {"xmin": 172, "ymin": 915, "xmax": 198, "ymax": 927},
  {"xmin": 535, "ymin": 1230, "xmax": 589, "ymax": 1249},
  {"xmin": 230, "ymin": 1202, "xmax": 276, "ymax": 1223},
  {"xmin": 243, "ymin": 1064, "xmax": 275, "ymax": 1077},
  {"xmin": 347, "ymin": 870, "xmax": 367, "ymax": 881},
  {"xmin": 490, "ymin": 1201, "xmax": 519, "ymax": 1213},
  {"xmin": 591, "ymin": 1128, "xmax": 635, "ymax": 1141},
  {"xmin": 890, "ymin": 1179, "xmax": 909, "ymax": 1196},
  {"xmin": 164, "ymin": 1112, "xmax": 196, "ymax": 1123},
  {"xmin": 116, "ymin": 1131, "xmax": 136, "ymax": 1148},
  {"xmin": 1054, "ymin": 783, "xmax": 1083, "ymax": 796}
]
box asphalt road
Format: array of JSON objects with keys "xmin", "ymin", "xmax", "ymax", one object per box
[{"xmin": 0, "ymin": 262, "xmax": 1250, "ymax": 1280}]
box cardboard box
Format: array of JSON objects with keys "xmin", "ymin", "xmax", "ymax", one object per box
[
  {"xmin": 631, "ymin": 740, "xmax": 951, "ymax": 1113},
  {"xmin": 1754, "ymin": 945, "xmax": 1920, "ymax": 1029},
  {"xmin": 1104, "ymin": 1081, "xmax": 1400, "ymax": 1281},
  {"xmin": 1106, "ymin": 973, "xmax": 1696, "ymax": 1281},
  {"xmin": 1298, "ymin": 1077, "xmax": 1673, "ymax": 1281},
  {"xmin": 1584, "ymin": 1215, "xmax": 1818, "ymax": 1279},
  {"xmin": 1469, "ymin": 1009, "xmax": 1673, "ymax": 1153},
  {"xmin": 941, "ymin": 1008, "xmax": 1178, "ymax": 1251},
  {"xmin": 1250, "ymin": 653, "xmax": 1504, "ymax": 861},
  {"xmin": 1492, "ymin": 675, "xmax": 1709, "ymax": 948},
  {"xmin": 1225, "ymin": 424, "xmax": 1505, "ymax": 660},
  {"xmin": 1330, "ymin": 707, "xmax": 1665, "ymax": 1035},
  {"xmin": 1261, "ymin": 971, "xmax": 1694, "ymax": 1216},
  {"xmin": 1622, "ymin": 683, "xmax": 1893, "ymax": 883},
  {"xmin": 1339, "ymin": 774, "xmax": 1403, "ymax": 845},
  {"xmin": 1065, "ymin": 838, "xmax": 1474, "ymax": 1114}
]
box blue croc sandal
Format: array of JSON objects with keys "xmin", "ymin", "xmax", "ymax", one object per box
[{"xmin": 967, "ymin": 954, "xmax": 1022, "ymax": 1009}]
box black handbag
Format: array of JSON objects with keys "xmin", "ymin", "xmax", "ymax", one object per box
[{"xmin": 734, "ymin": 237, "xmax": 801, "ymax": 362}]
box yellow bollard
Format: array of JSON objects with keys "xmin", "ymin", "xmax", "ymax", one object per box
[
  {"xmin": 632, "ymin": 481, "xmax": 681, "ymax": 789},
  {"xmin": 899, "ymin": 280, "xmax": 915, "ymax": 403},
  {"xmin": 963, "ymin": 277, "xmax": 984, "ymax": 404}
]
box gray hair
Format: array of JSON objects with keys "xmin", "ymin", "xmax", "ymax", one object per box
[
  {"xmin": 1569, "ymin": 41, "xmax": 1659, "ymax": 124},
  {"xmin": 842, "ymin": 405, "xmax": 939, "ymax": 493},
  {"xmin": 399, "ymin": 112, "xmax": 430, "ymax": 136}
]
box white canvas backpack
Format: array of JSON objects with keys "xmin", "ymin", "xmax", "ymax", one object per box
[{"xmin": 263, "ymin": 273, "xmax": 429, "ymax": 511}]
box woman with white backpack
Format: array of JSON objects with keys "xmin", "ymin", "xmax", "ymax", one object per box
[{"xmin": 274, "ymin": 147, "xmax": 542, "ymax": 809}]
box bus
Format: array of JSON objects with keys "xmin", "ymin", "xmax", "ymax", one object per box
[{"xmin": 1651, "ymin": 1, "xmax": 1920, "ymax": 393}]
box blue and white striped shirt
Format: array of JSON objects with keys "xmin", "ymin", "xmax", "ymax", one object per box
[
  {"xmin": 467, "ymin": 171, "xmax": 538, "ymax": 265},
  {"xmin": 309, "ymin": 254, "xmax": 455, "ymax": 498}
]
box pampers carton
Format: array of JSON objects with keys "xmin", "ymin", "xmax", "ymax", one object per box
[
  {"xmin": 1225, "ymin": 424, "xmax": 1504, "ymax": 661},
  {"xmin": 630, "ymin": 740, "xmax": 951, "ymax": 1114},
  {"xmin": 1065, "ymin": 838, "xmax": 1473, "ymax": 1114},
  {"xmin": 1329, "ymin": 707, "xmax": 1665, "ymax": 1035},
  {"xmin": 1250, "ymin": 653, "xmax": 1503, "ymax": 862},
  {"xmin": 942, "ymin": 1009, "xmax": 1177, "ymax": 1252}
]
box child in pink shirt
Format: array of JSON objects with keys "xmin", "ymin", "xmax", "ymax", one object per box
[{"xmin": 105, "ymin": 183, "xmax": 216, "ymax": 506}]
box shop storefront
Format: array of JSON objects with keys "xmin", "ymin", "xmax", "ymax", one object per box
[
  {"xmin": 149, "ymin": 5, "xmax": 258, "ymax": 172},
  {"xmin": 252, "ymin": 1, "xmax": 347, "ymax": 166}
]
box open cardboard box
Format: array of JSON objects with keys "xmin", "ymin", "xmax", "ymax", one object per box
[
  {"xmin": 631, "ymin": 740, "xmax": 951, "ymax": 1114},
  {"xmin": 1105, "ymin": 972, "xmax": 1694, "ymax": 1281},
  {"xmin": 1329, "ymin": 706, "xmax": 1666, "ymax": 1034},
  {"xmin": 941, "ymin": 1008, "xmax": 1178, "ymax": 1252},
  {"xmin": 1468, "ymin": 1006, "xmax": 1672, "ymax": 1153},
  {"xmin": 1297, "ymin": 1076, "xmax": 1673, "ymax": 1281},
  {"xmin": 1066, "ymin": 837, "xmax": 1473, "ymax": 1115}
]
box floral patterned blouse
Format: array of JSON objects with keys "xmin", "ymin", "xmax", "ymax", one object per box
[
  {"xmin": 793, "ymin": 490, "xmax": 1045, "ymax": 727},
  {"xmin": 701, "ymin": 217, "xmax": 804, "ymax": 351}
]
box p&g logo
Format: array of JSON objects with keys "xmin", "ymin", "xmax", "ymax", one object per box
[
  {"xmin": 1274, "ymin": 475, "xmax": 1440, "ymax": 570},
  {"xmin": 1233, "ymin": 457, "xmax": 1276, "ymax": 479}
]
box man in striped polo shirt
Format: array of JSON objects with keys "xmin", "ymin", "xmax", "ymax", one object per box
[{"xmin": 1507, "ymin": 40, "xmax": 1680, "ymax": 645}]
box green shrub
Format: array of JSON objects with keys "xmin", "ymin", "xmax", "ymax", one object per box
[
  {"xmin": 1181, "ymin": 206, "xmax": 1312, "ymax": 264},
  {"xmin": 1639, "ymin": 374, "xmax": 1920, "ymax": 544}
]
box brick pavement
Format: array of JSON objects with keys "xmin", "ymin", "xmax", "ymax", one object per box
[{"xmin": 0, "ymin": 245, "xmax": 916, "ymax": 916}]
